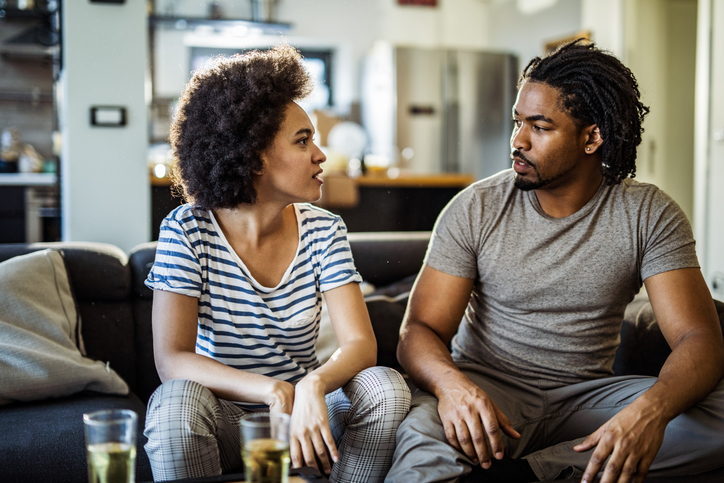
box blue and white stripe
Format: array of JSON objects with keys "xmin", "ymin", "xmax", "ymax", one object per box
[{"xmin": 146, "ymin": 203, "xmax": 362, "ymax": 408}]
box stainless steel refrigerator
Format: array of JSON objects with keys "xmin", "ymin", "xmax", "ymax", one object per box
[{"xmin": 362, "ymin": 43, "xmax": 518, "ymax": 181}]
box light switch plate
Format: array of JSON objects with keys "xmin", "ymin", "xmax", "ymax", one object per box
[{"xmin": 90, "ymin": 106, "xmax": 127, "ymax": 127}]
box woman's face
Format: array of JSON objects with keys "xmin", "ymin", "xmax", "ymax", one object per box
[{"xmin": 256, "ymin": 102, "xmax": 327, "ymax": 204}]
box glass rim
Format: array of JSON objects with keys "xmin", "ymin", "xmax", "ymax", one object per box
[
  {"xmin": 83, "ymin": 408, "xmax": 138, "ymax": 426},
  {"xmin": 240, "ymin": 411, "xmax": 290, "ymax": 427}
]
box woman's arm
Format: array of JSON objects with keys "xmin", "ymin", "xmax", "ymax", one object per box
[
  {"xmin": 151, "ymin": 289, "xmax": 294, "ymax": 413},
  {"xmin": 304, "ymin": 282, "xmax": 377, "ymax": 391},
  {"xmin": 289, "ymin": 282, "xmax": 377, "ymax": 473}
]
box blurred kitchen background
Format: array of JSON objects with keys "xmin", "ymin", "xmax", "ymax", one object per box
[{"xmin": 1, "ymin": 0, "xmax": 723, "ymax": 298}]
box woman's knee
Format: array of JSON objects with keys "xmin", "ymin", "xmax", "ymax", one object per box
[
  {"xmin": 148, "ymin": 379, "xmax": 212, "ymax": 410},
  {"xmin": 349, "ymin": 366, "xmax": 412, "ymax": 415},
  {"xmin": 146, "ymin": 379, "xmax": 219, "ymax": 432}
]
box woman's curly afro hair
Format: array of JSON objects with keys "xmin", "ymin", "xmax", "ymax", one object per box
[
  {"xmin": 169, "ymin": 44, "xmax": 313, "ymax": 210},
  {"xmin": 520, "ymin": 39, "xmax": 650, "ymax": 185}
]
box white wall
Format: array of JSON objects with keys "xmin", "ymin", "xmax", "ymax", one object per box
[
  {"xmin": 152, "ymin": 0, "xmax": 493, "ymax": 114},
  {"xmin": 581, "ymin": 0, "xmax": 624, "ymax": 57},
  {"xmin": 623, "ymin": 0, "xmax": 697, "ymax": 224},
  {"xmin": 699, "ymin": 0, "xmax": 724, "ymax": 298},
  {"xmin": 60, "ymin": 0, "xmax": 150, "ymax": 253},
  {"xmin": 485, "ymin": 0, "xmax": 582, "ymax": 66}
]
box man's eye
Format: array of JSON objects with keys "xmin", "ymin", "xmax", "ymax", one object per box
[
  {"xmin": 299, "ymin": 137, "xmax": 308, "ymax": 145},
  {"xmin": 512, "ymin": 119, "xmax": 521, "ymax": 127}
]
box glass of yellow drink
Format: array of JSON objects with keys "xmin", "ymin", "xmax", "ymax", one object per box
[
  {"xmin": 240, "ymin": 412, "xmax": 291, "ymax": 483},
  {"xmin": 83, "ymin": 409, "xmax": 138, "ymax": 483}
]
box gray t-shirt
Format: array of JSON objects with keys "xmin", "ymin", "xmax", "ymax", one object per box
[{"xmin": 425, "ymin": 169, "xmax": 699, "ymax": 385}]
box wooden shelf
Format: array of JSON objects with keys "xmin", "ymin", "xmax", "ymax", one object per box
[
  {"xmin": 149, "ymin": 15, "xmax": 292, "ymax": 34},
  {"xmin": 354, "ymin": 173, "xmax": 473, "ymax": 188}
]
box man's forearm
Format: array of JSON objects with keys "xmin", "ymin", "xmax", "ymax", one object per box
[
  {"xmin": 639, "ymin": 332, "xmax": 724, "ymax": 422},
  {"xmin": 397, "ymin": 322, "xmax": 473, "ymax": 398}
]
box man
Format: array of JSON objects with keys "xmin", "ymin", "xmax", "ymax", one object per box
[{"xmin": 386, "ymin": 40, "xmax": 724, "ymax": 483}]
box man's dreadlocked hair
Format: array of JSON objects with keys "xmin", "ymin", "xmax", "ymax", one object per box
[{"xmin": 520, "ymin": 39, "xmax": 650, "ymax": 184}]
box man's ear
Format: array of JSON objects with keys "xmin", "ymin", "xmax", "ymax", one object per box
[{"xmin": 584, "ymin": 125, "xmax": 603, "ymax": 154}]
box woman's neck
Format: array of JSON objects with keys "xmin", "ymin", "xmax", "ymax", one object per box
[{"xmin": 213, "ymin": 202, "xmax": 295, "ymax": 247}]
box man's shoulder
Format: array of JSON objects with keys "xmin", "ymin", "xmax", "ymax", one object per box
[
  {"xmin": 453, "ymin": 169, "xmax": 517, "ymax": 206},
  {"xmin": 468, "ymin": 169, "xmax": 516, "ymax": 192},
  {"xmin": 612, "ymin": 177, "xmax": 677, "ymax": 210}
]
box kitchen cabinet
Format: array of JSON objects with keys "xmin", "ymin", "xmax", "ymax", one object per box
[
  {"xmin": 149, "ymin": 172, "xmax": 472, "ymax": 238},
  {"xmin": 0, "ymin": 173, "xmax": 59, "ymax": 243}
]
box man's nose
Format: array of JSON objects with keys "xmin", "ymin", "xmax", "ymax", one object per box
[{"xmin": 511, "ymin": 126, "xmax": 529, "ymax": 151}]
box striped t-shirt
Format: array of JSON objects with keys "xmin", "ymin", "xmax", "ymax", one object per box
[{"xmin": 146, "ymin": 203, "xmax": 362, "ymax": 406}]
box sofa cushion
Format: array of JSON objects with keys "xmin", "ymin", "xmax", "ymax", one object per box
[
  {"xmin": 365, "ymin": 275, "xmax": 416, "ymax": 370},
  {"xmin": 614, "ymin": 293, "xmax": 724, "ymax": 377},
  {"xmin": 0, "ymin": 249, "xmax": 128, "ymax": 405},
  {"xmin": 316, "ymin": 276, "xmax": 415, "ymax": 370},
  {"xmin": 0, "ymin": 393, "xmax": 152, "ymax": 483}
]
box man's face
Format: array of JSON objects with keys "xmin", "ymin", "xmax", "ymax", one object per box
[{"xmin": 510, "ymin": 80, "xmax": 592, "ymax": 191}]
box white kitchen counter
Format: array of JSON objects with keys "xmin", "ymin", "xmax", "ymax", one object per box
[{"xmin": 0, "ymin": 173, "xmax": 57, "ymax": 186}]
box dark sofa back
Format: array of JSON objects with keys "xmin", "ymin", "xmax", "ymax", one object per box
[
  {"xmin": 4, "ymin": 236, "xmax": 723, "ymax": 406},
  {"xmin": 128, "ymin": 242, "xmax": 162, "ymax": 402},
  {"xmin": 125, "ymin": 234, "xmax": 434, "ymax": 402}
]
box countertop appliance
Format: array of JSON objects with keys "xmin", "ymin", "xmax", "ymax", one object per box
[{"xmin": 362, "ymin": 43, "xmax": 518, "ymax": 181}]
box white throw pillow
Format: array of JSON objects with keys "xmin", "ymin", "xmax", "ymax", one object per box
[
  {"xmin": 0, "ymin": 249, "xmax": 128, "ymax": 405},
  {"xmin": 316, "ymin": 281, "xmax": 375, "ymax": 364}
]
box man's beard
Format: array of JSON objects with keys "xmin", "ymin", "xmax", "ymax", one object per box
[{"xmin": 512, "ymin": 151, "xmax": 566, "ymax": 191}]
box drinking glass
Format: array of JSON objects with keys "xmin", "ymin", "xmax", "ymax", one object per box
[
  {"xmin": 83, "ymin": 409, "xmax": 138, "ymax": 483},
  {"xmin": 240, "ymin": 412, "xmax": 291, "ymax": 483}
]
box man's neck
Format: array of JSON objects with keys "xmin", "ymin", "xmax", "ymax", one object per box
[{"xmin": 534, "ymin": 171, "xmax": 604, "ymax": 218}]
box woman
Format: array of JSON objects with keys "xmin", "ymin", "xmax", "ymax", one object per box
[{"xmin": 144, "ymin": 45, "xmax": 410, "ymax": 482}]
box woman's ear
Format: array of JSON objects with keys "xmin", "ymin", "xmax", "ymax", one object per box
[
  {"xmin": 584, "ymin": 125, "xmax": 603, "ymax": 154},
  {"xmin": 253, "ymin": 156, "xmax": 266, "ymax": 176}
]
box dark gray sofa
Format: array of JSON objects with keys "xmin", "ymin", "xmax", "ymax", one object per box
[{"xmin": 0, "ymin": 232, "xmax": 722, "ymax": 483}]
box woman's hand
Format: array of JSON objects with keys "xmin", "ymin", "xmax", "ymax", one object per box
[
  {"xmin": 289, "ymin": 374, "xmax": 338, "ymax": 475},
  {"xmin": 266, "ymin": 379, "xmax": 295, "ymax": 415}
]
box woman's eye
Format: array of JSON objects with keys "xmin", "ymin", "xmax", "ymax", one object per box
[{"xmin": 299, "ymin": 137, "xmax": 308, "ymax": 145}]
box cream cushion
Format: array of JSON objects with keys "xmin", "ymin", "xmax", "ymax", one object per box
[{"xmin": 0, "ymin": 249, "xmax": 128, "ymax": 405}]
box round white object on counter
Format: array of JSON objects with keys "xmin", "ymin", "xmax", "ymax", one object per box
[{"xmin": 327, "ymin": 121, "xmax": 368, "ymax": 160}]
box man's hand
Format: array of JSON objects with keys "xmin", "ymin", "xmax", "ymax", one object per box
[
  {"xmin": 289, "ymin": 375, "xmax": 338, "ymax": 475},
  {"xmin": 574, "ymin": 399, "xmax": 668, "ymax": 483},
  {"xmin": 437, "ymin": 380, "xmax": 520, "ymax": 468}
]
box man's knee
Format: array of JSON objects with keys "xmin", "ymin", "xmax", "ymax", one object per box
[{"xmin": 396, "ymin": 390, "xmax": 447, "ymax": 444}]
